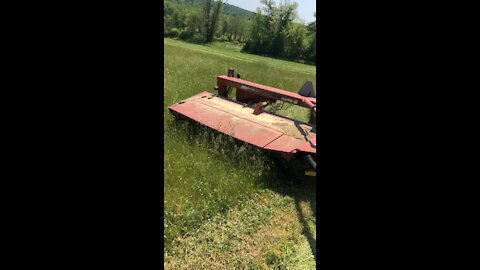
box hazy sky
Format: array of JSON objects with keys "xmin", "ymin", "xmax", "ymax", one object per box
[{"xmin": 226, "ymin": 0, "xmax": 316, "ymax": 23}]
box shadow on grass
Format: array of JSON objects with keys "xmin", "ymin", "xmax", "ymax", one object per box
[{"xmin": 265, "ymin": 170, "xmax": 317, "ymax": 262}]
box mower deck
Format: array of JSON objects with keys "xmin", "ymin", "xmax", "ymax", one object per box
[{"xmin": 169, "ymin": 91, "xmax": 316, "ymax": 155}]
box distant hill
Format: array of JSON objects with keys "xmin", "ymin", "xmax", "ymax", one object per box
[
  {"xmin": 165, "ymin": 0, "xmax": 255, "ymax": 20},
  {"xmin": 222, "ymin": 3, "xmax": 255, "ymax": 20}
]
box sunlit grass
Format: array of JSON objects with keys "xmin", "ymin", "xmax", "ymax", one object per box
[{"xmin": 164, "ymin": 38, "xmax": 316, "ymax": 252}]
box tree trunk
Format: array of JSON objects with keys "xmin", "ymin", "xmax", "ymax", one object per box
[{"xmin": 201, "ymin": 0, "xmax": 223, "ymax": 43}]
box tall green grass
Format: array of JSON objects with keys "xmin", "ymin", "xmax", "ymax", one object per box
[{"xmin": 164, "ymin": 38, "xmax": 316, "ymax": 252}]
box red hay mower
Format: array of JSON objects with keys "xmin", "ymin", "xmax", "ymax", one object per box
[{"xmin": 168, "ymin": 69, "xmax": 317, "ymax": 180}]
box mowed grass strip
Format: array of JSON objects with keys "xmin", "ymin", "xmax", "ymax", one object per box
[
  {"xmin": 164, "ymin": 188, "xmax": 316, "ymax": 270},
  {"xmin": 164, "ymin": 38, "xmax": 316, "ymax": 254},
  {"xmin": 164, "ymin": 39, "xmax": 316, "ymax": 75}
]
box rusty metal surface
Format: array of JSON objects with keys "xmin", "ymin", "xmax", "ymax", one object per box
[
  {"xmin": 217, "ymin": 76, "xmax": 316, "ymax": 109},
  {"xmin": 168, "ymin": 92, "xmax": 316, "ymax": 154}
]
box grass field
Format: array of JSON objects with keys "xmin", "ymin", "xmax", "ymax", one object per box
[{"xmin": 164, "ymin": 38, "xmax": 316, "ymax": 269}]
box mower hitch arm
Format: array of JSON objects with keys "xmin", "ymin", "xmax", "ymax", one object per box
[{"xmin": 216, "ymin": 76, "xmax": 316, "ymax": 109}]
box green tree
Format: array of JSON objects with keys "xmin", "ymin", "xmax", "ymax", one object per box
[
  {"xmin": 200, "ymin": 0, "xmax": 224, "ymax": 43},
  {"xmin": 306, "ymin": 12, "xmax": 316, "ymax": 62},
  {"xmin": 271, "ymin": 0, "xmax": 297, "ymax": 55},
  {"xmin": 244, "ymin": 0, "xmax": 298, "ymax": 57},
  {"xmin": 183, "ymin": 9, "xmax": 204, "ymax": 42},
  {"xmin": 164, "ymin": 2, "xmax": 188, "ymax": 38},
  {"xmin": 243, "ymin": 8, "xmax": 265, "ymax": 53},
  {"xmin": 284, "ymin": 23, "xmax": 308, "ymax": 59}
]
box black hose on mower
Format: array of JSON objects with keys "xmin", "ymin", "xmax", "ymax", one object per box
[{"xmin": 304, "ymin": 155, "xmax": 316, "ymax": 171}]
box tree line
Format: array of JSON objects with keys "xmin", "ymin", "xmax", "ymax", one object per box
[{"xmin": 164, "ymin": 0, "xmax": 316, "ymax": 64}]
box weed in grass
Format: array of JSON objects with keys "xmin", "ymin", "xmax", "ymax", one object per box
[
  {"xmin": 248, "ymin": 260, "xmax": 263, "ymax": 270},
  {"xmin": 266, "ymin": 251, "xmax": 283, "ymax": 269}
]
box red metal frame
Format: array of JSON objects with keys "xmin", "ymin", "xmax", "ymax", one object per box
[
  {"xmin": 216, "ymin": 76, "xmax": 316, "ymax": 110},
  {"xmin": 168, "ymin": 75, "xmax": 316, "ymax": 162}
]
